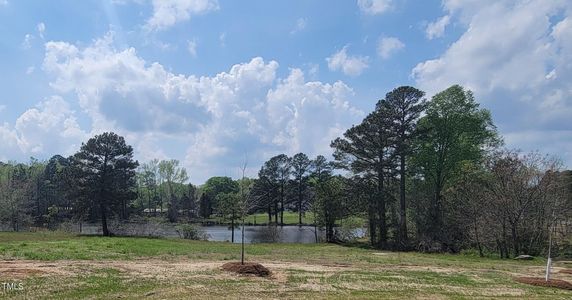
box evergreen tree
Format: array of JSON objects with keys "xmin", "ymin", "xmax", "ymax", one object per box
[
  {"xmin": 332, "ymin": 100, "xmax": 396, "ymax": 249},
  {"xmin": 69, "ymin": 132, "xmax": 139, "ymax": 236},
  {"xmin": 385, "ymin": 86, "xmax": 427, "ymax": 249}
]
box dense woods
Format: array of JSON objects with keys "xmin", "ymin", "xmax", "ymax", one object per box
[{"xmin": 1, "ymin": 85, "xmax": 570, "ymax": 258}]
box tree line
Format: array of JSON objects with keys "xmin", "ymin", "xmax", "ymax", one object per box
[{"xmin": 0, "ymin": 85, "xmax": 570, "ymax": 257}]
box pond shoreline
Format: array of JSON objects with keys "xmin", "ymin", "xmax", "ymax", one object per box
[{"xmin": 2, "ymin": 221, "xmax": 365, "ymax": 244}]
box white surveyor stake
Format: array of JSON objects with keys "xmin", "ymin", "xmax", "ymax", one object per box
[
  {"xmin": 545, "ymin": 211, "xmax": 555, "ymax": 282},
  {"xmin": 545, "ymin": 257, "xmax": 552, "ymax": 281}
]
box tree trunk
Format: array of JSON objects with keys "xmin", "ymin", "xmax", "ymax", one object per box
[
  {"xmin": 325, "ymin": 209, "xmax": 333, "ymax": 242},
  {"xmin": 377, "ymin": 171, "xmax": 387, "ymax": 249},
  {"xmin": 99, "ymin": 156, "xmax": 110, "ymax": 236},
  {"xmin": 274, "ymin": 198, "xmax": 278, "ymax": 224},
  {"xmin": 502, "ymin": 219, "xmax": 509, "ymax": 258},
  {"xmin": 314, "ymin": 212, "xmax": 319, "ymax": 243},
  {"xmin": 280, "ymin": 201, "xmax": 284, "ymax": 226},
  {"xmin": 473, "ymin": 218, "xmax": 483, "ymax": 257},
  {"xmin": 431, "ymin": 183, "xmax": 442, "ymax": 242},
  {"xmin": 511, "ymin": 224, "xmax": 519, "ymax": 257},
  {"xmin": 496, "ymin": 238, "xmax": 504, "ymax": 259},
  {"xmin": 231, "ymin": 213, "xmax": 235, "ymax": 243},
  {"xmin": 121, "ymin": 196, "xmax": 127, "ymax": 220},
  {"xmin": 241, "ymin": 219, "xmax": 245, "ymax": 264},
  {"xmin": 147, "ymin": 189, "xmax": 152, "ymax": 217},
  {"xmin": 280, "ymin": 185, "xmax": 284, "ymax": 226},
  {"xmin": 398, "ymin": 154, "xmax": 408, "ymax": 249},
  {"xmin": 153, "ymin": 188, "xmax": 157, "ymax": 216},
  {"xmin": 369, "ymin": 199, "xmax": 377, "ymax": 246},
  {"xmin": 298, "ymin": 181, "xmax": 303, "ymax": 225},
  {"xmin": 100, "ymin": 201, "xmax": 109, "ymax": 236}
]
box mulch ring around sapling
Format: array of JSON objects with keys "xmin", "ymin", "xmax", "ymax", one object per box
[
  {"xmin": 221, "ymin": 262, "xmax": 271, "ymax": 277},
  {"xmin": 514, "ymin": 277, "xmax": 572, "ymax": 290}
]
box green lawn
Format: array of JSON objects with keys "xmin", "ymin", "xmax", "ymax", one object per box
[
  {"xmin": 243, "ymin": 211, "xmax": 313, "ymax": 225},
  {"xmin": 0, "ymin": 232, "xmax": 570, "ymax": 299},
  {"xmin": 210, "ymin": 211, "xmax": 365, "ymax": 226},
  {"xmin": 202, "ymin": 211, "xmax": 314, "ymax": 225}
]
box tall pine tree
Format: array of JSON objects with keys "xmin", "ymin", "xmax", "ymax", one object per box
[
  {"xmin": 385, "ymin": 86, "xmax": 427, "ymax": 249},
  {"xmin": 69, "ymin": 132, "xmax": 138, "ymax": 236}
]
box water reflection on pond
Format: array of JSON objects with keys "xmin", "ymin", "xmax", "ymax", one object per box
[
  {"xmin": 206, "ymin": 225, "xmax": 321, "ymax": 243},
  {"xmin": 78, "ymin": 223, "xmax": 364, "ymax": 244}
]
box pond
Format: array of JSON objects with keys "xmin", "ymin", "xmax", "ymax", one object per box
[{"xmin": 76, "ymin": 222, "xmax": 365, "ymax": 244}]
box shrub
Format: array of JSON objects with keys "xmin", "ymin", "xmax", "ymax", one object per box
[
  {"xmin": 335, "ymin": 217, "xmax": 364, "ymax": 243},
  {"xmin": 176, "ymin": 224, "xmax": 208, "ymax": 240}
]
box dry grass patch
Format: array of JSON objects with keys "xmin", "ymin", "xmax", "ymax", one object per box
[{"xmin": 0, "ymin": 259, "xmax": 72, "ymax": 278}]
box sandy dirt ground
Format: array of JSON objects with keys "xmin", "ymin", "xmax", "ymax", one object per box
[
  {"xmin": 1, "ymin": 258, "xmax": 571, "ymax": 298},
  {"xmin": 0, "ymin": 259, "xmax": 358, "ymax": 281}
]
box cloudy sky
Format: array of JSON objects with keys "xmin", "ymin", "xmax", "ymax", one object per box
[{"xmin": 0, "ymin": 0, "xmax": 571, "ymax": 183}]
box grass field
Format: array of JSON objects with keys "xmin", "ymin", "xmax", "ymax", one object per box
[
  {"xmin": 242, "ymin": 211, "xmax": 314, "ymax": 225},
  {"xmin": 213, "ymin": 211, "xmax": 364, "ymax": 226},
  {"xmin": 0, "ymin": 232, "xmax": 571, "ymax": 299}
]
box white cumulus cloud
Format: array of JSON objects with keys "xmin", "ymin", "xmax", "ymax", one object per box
[
  {"xmin": 37, "ymin": 22, "xmax": 46, "ymax": 39},
  {"xmin": 326, "ymin": 46, "xmax": 369, "ymax": 76},
  {"xmin": 290, "ymin": 18, "xmax": 307, "ymax": 34},
  {"xmin": 425, "ymin": 15, "xmax": 450, "ymax": 40},
  {"xmin": 145, "ymin": 0, "xmax": 219, "ymax": 31},
  {"xmin": 357, "ymin": 0, "xmax": 392, "ymax": 15},
  {"xmin": 412, "ymin": 0, "xmax": 572, "ymax": 166},
  {"xmin": 377, "ymin": 37, "xmax": 404, "ymax": 59},
  {"xmin": 21, "ymin": 34, "xmax": 33, "ymax": 49},
  {"xmin": 0, "ymin": 96, "xmax": 87, "ymax": 161},
  {"xmin": 187, "ymin": 39, "xmax": 197, "ymax": 57},
  {"xmin": 36, "ymin": 32, "xmax": 363, "ymax": 182}
]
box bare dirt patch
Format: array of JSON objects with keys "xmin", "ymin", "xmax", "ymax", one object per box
[
  {"xmin": 558, "ymin": 269, "xmax": 572, "ymax": 275},
  {"xmin": 514, "ymin": 277, "xmax": 572, "ymax": 290},
  {"xmin": 0, "ymin": 260, "xmax": 72, "ymax": 278},
  {"xmin": 0, "ymin": 259, "xmax": 355, "ymax": 281},
  {"xmin": 265, "ymin": 261, "xmax": 355, "ymax": 272},
  {"xmin": 221, "ymin": 262, "xmax": 271, "ymax": 277}
]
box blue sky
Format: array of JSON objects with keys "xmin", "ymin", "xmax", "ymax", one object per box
[{"xmin": 0, "ymin": 0, "xmax": 571, "ymax": 183}]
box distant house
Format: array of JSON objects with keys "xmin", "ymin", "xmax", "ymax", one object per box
[{"xmin": 142, "ymin": 208, "xmax": 168, "ymax": 214}]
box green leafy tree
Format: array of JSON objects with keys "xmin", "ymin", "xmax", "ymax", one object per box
[
  {"xmin": 43, "ymin": 155, "xmax": 72, "ymax": 224},
  {"xmin": 183, "ymin": 183, "xmax": 198, "ymax": 219},
  {"xmin": 203, "ymin": 176, "xmax": 239, "ymax": 219},
  {"xmin": 308, "ymin": 155, "xmax": 333, "ymax": 242},
  {"xmin": 216, "ymin": 192, "xmax": 240, "ymax": 242},
  {"xmin": 413, "ymin": 85, "xmax": 499, "ymax": 245},
  {"xmin": 253, "ymin": 164, "xmax": 278, "ymax": 223},
  {"xmin": 158, "ymin": 159, "xmax": 189, "ymax": 222},
  {"xmin": 274, "ymin": 155, "xmax": 291, "ymax": 225},
  {"xmin": 0, "ymin": 163, "xmax": 33, "ymax": 231},
  {"xmin": 27, "ymin": 158, "xmax": 47, "ymax": 225},
  {"xmin": 312, "ymin": 175, "xmax": 347, "ymax": 243},
  {"xmin": 199, "ymin": 192, "xmax": 213, "ymax": 219},
  {"xmin": 139, "ymin": 161, "xmax": 158, "ymax": 215},
  {"xmin": 69, "ymin": 132, "xmax": 139, "ymax": 236},
  {"xmin": 253, "ymin": 160, "xmax": 278, "ymax": 224},
  {"xmin": 254, "ymin": 154, "xmax": 291, "ymax": 225},
  {"xmin": 291, "ymin": 153, "xmax": 312, "ymax": 225}
]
